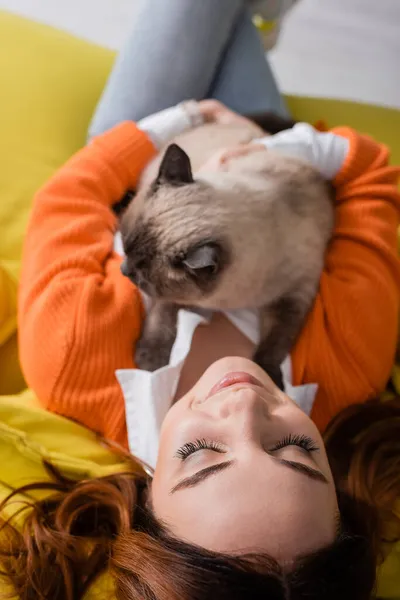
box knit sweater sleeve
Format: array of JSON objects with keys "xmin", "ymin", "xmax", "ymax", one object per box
[
  {"xmin": 291, "ymin": 127, "xmax": 400, "ymax": 431},
  {"xmin": 18, "ymin": 122, "xmax": 156, "ymax": 445}
]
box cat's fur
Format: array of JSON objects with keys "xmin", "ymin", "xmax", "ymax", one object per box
[{"xmin": 119, "ymin": 116, "xmax": 334, "ymax": 388}]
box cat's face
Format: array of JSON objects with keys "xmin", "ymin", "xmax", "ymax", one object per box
[
  {"xmin": 119, "ymin": 144, "xmax": 330, "ymax": 309},
  {"xmin": 120, "ymin": 145, "xmax": 233, "ymax": 306}
]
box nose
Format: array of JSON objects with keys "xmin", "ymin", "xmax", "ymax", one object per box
[
  {"xmin": 120, "ymin": 259, "xmax": 129, "ymax": 277},
  {"xmin": 219, "ymin": 388, "xmax": 267, "ymax": 418},
  {"xmin": 196, "ymin": 388, "xmax": 268, "ymax": 438},
  {"xmin": 120, "ymin": 260, "xmax": 144, "ymax": 286}
]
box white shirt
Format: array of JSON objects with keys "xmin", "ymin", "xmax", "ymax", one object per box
[{"xmin": 113, "ymin": 105, "xmax": 348, "ymax": 469}]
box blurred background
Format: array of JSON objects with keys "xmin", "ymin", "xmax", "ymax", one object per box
[{"xmin": 1, "ymin": 0, "xmax": 399, "ymax": 109}]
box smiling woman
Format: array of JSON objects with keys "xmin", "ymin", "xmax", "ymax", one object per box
[
  {"xmin": 0, "ymin": 365, "xmax": 386, "ymax": 600},
  {"xmin": 151, "ymin": 357, "xmax": 339, "ymax": 562},
  {"xmin": 0, "ymin": 363, "xmax": 380, "ymax": 600}
]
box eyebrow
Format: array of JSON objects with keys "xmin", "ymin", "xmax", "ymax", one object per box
[
  {"xmin": 170, "ymin": 457, "xmax": 328, "ymax": 494},
  {"xmin": 278, "ymin": 459, "xmax": 329, "ymax": 484},
  {"xmin": 170, "ymin": 461, "xmax": 235, "ymax": 494}
]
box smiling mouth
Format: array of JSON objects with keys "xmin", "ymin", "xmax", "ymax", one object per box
[{"xmin": 206, "ymin": 371, "xmax": 265, "ymax": 399}]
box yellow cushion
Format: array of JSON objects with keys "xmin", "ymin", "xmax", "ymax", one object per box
[
  {"xmin": 0, "ymin": 388, "xmax": 127, "ymax": 598},
  {"xmin": 0, "ymin": 333, "xmax": 25, "ymax": 395}
]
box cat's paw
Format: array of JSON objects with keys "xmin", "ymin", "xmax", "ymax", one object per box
[{"xmin": 135, "ymin": 337, "xmax": 171, "ymax": 372}]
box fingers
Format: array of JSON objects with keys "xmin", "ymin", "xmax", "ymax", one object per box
[
  {"xmin": 198, "ymin": 143, "xmax": 267, "ymax": 172},
  {"xmin": 219, "ymin": 143, "xmax": 266, "ymax": 162},
  {"xmin": 197, "ymin": 100, "xmax": 226, "ymax": 121},
  {"xmin": 197, "ymin": 100, "xmax": 253, "ymax": 127}
]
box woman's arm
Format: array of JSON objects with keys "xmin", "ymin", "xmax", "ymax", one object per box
[
  {"xmin": 255, "ymin": 124, "xmax": 400, "ymax": 428},
  {"xmin": 289, "ymin": 128, "xmax": 400, "ymax": 430},
  {"xmin": 19, "ymin": 102, "xmax": 205, "ymax": 444},
  {"xmin": 19, "ymin": 123, "xmax": 155, "ymax": 444}
]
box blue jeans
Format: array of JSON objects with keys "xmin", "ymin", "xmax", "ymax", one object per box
[{"xmin": 89, "ymin": 0, "xmax": 287, "ymax": 138}]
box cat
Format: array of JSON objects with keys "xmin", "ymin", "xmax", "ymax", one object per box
[{"xmin": 119, "ymin": 115, "xmax": 334, "ymax": 389}]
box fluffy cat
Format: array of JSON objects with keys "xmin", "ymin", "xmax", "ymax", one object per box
[{"xmin": 119, "ymin": 117, "xmax": 334, "ymax": 388}]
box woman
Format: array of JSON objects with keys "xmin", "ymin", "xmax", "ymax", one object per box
[{"xmin": 1, "ymin": 1, "xmax": 400, "ymax": 598}]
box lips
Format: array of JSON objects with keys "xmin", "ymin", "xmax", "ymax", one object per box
[{"xmin": 206, "ymin": 371, "xmax": 265, "ymax": 399}]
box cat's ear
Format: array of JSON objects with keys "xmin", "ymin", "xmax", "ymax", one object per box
[{"xmin": 155, "ymin": 144, "xmax": 194, "ymax": 187}]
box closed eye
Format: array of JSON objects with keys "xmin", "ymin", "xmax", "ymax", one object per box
[
  {"xmin": 175, "ymin": 438, "xmax": 226, "ymax": 460},
  {"xmin": 171, "ymin": 434, "xmax": 327, "ymax": 493},
  {"xmin": 269, "ymin": 433, "xmax": 320, "ymax": 453},
  {"xmin": 174, "ymin": 434, "xmax": 319, "ymax": 462}
]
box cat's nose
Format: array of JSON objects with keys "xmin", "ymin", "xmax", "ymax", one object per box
[
  {"xmin": 120, "ymin": 259, "xmax": 129, "ymax": 277},
  {"xmin": 120, "ymin": 260, "xmax": 143, "ymax": 286}
]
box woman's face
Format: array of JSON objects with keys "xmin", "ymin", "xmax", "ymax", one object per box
[{"xmin": 152, "ymin": 357, "xmax": 338, "ymax": 563}]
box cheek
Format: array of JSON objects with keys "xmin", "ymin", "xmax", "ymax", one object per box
[
  {"xmin": 155, "ymin": 410, "xmax": 179, "ymax": 466},
  {"xmin": 279, "ymin": 405, "xmax": 334, "ymax": 473},
  {"xmin": 151, "ymin": 437, "xmax": 174, "ymax": 506},
  {"xmin": 151, "ymin": 410, "xmax": 190, "ymax": 515},
  {"xmin": 279, "ymin": 403, "xmax": 323, "ymax": 438},
  {"xmin": 155, "ymin": 398, "xmax": 192, "ymax": 470}
]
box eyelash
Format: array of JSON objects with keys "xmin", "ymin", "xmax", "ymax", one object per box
[
  {"xmin": 269, "ymin": 434, "xmax": 319, "ymax": 453},
  {"xmin": 175, "ymin": 434, "xmax": 319, "ymax": 461},
  {"xmin": 175, "ymin": 438, "xmax": 225, "ymax": 460}
]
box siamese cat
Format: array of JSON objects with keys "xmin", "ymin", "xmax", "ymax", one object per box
[{"xmin": 119, "ymin": 115, "xmax": 334, "ymax": 388}]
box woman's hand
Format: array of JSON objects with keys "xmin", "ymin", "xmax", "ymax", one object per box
[
  {"xmin": 198, "ymin": 142, "xmax": 267, "ymax": 172},
  {"xmin": 256, "ymin": 124, "xmax": 349, "ymax": 180},
  {"xmin": 195, "ymin": 100, "xmax": 254, "ymax": 128},
  {"xmin": 138, "ymin": 100, "xmax": 255, "ymax": 151}
]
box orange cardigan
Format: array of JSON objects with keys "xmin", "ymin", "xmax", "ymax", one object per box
[{"xmin": 18, "ymin": 122, "xmax": 400, "ymax": 447}]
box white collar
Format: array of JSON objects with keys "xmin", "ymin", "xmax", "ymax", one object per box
[{"xmin": 114, "ymin": 233, "xmax": 318, "ymax": 468}]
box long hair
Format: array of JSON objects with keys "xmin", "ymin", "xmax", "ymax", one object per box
[
  {"xmin": 1, "ymin": 396, "xmax": 399, "ymax": 600},
  {"xmin": 324, "ymin": 395, "xmax": 400, "ymax": 558}
]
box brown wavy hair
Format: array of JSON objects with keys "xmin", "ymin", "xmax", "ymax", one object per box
[{"xmin": 1, "ymin": 396, "xmax": 399, "ymax": 600}]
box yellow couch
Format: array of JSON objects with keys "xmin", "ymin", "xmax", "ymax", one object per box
[{"xmin": 0, "ymin": 10, "xmax": 114, "ymax": 392}]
